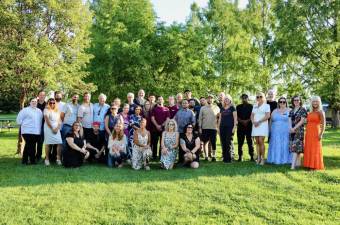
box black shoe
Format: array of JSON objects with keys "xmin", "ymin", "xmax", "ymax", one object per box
[
  {"xmin": 237, "ymin": 157, "xmax": 242, "ymax": 162},
  {"xmin": 223, "ymin": 160, "xmax": 232, "ymax": 163},
  {"xmin": 205, "ymin": 157, "xmax": 209, "ymax": 161},
  {"xmin": 211, "ymin": 157, "xmax": 216, "ymax": 162},
  {"xmin": 250, "ymin": 157, "xmax": 255, "ymax": 162}
]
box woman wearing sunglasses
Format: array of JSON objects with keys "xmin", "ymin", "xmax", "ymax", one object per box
[
  {"xmin": 251, "ymin": 92, "xmax": 271, "ymax": 165},
  {"xmin": 267, "ymin": 97, "xmax": 292, "ymax": 165},
  {"xmin": 180, "ymin": 123, "xmax": 201, "ymax": 169},
  {"xmin": 43, "ymin": 98, "xmax": 63, "ymax": 166},
  {"xmin": 160, "ymin": 119, "xmax": 179, "ymax": 170},
  {"xmin": 289, "ymin": 96, "xmax": 307, "ymax": 169}
]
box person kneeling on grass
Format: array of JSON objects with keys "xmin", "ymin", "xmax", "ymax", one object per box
[
  {"xmin": 85, "ymin": 122, "xmax": 106, "ymax": 163},
  {"xmin": 180, "ymin": 123, "xmax": 200, "ymax": 169},
  {"xmin": 131, "ymin": 118, "xmax": 152, "ymax": 170},
  {"xmin": 107, "ymin": 122, "xmax": 127, "ymax": 168},
  {"xmin": 63, "ymin": 122, "xmax": 90, "ymax": 168}
]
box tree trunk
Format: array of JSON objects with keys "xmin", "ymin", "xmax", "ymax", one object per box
[
  {"xmin": 331, "ymin": 108, "xmax": 340, "ymax": 128},
  {"xmin": 16, "ymin": 90, "xmax": 26, "ymax": 155}
]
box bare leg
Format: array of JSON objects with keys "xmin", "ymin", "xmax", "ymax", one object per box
[
  {"xmin": 57, "ymin": 144, "xmax": 62, "ymax": 161},
  {"xmin": 291, "ymin": 153, "xmax": 297, "ymax": 169},
  {"xmin": 45, "ymin": 145, "xmax": 50, "ymax": 161}
]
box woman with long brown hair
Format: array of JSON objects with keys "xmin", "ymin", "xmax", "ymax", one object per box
[{"xmin": 107, "ymin": 122, "xmax": 127, "ymax": 168}]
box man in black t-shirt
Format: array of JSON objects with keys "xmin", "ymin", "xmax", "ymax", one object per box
[
  {"xmin": 86, "ymin": 122, "xmax": 106, "ymax": 163},
  {"xmin": 267, "ymin": 90, "xmax": 278, "ymax": 114},
  {"xmin": 236, "ymin": 94, "xmax": 254, "ymax": 161},
  {"xmin": 36, "ymin": 90, "xmax": 46, "ymax": 162}
]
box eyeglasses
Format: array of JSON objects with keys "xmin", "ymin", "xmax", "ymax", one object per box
[
  {"xmin": 169, "ymin": 124, "xmax": 175, "ymax": 126},
  {"xmin": 111, "ymin": 108, "xmax": 117, "ymax": 110},
  {"xmin": 293, "ymin": 99, "xmax": 300, "ymax": 102},
  {"xmin": 256, "ymin": 96, "xmax": 263, "ymax": 99},
  {"xmin": 279, "ymin": 101, "xmax": 286, "ymax": 104},
  {"xmin": 49, "ymin": 102, "xmax": 55, "ymax": 105}
]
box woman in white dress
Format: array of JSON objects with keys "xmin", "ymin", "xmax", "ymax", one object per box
[
  {"xmin": 251, "ymin": 92, "xmax": 271, "ymax": 165},
  {"xmin": 44, "ymin": 98, "xmax": 63, "ymax": 166}
]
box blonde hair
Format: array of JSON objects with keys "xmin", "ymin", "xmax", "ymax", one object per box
[
  {"xmin": 222, "ymin": 94, "xmax": 233, "ymax": 107},
  {"xmin": 165, "ymin": 119, "xmax": 178, "ymax": 132},
  {"xmin": 310, "ymin": 96, "xmax": 323, "ymax": 111},
  {"xmin": 46, "ymin": 98, "xmax": 59, "ymax": 112},
  {"xmin": 256, "ymin": 92, "xmax": 266, "ymax": 103}
]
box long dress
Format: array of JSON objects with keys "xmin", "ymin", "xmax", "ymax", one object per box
[
  {"xmin": 160, "ymin": 132, "xmax": 178, "ymax": 169},
  {"xmin": 251, "ymin": 103, "xmax": 270, "ymax": 137},
  {"xmin": 44, "ymin": 109, "xmax": 62, "ymax": 144},
  {"xmin": 128, "ymin": 114, "xmax": 142, "ymax": 158},
  {"xmin": 131, "ymin": 132, "xmax": 152, "ymax": 170},
  {"xmin": 267, "ymin": 109, "xmax": 292, "ymax": 164},
  {"xmin": 303, "ymin": 112, "xmax": 324, "ymax": 170},
  {"xmin": 289, "ymin": 107, "xmax": 307, "ymax": 153}
]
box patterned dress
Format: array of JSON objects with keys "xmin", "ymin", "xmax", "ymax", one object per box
[
  {"xmin": 131, "ymin": 132, "xmax": 152, "ymax": 170},
  {"xmin": 160, "ymin": 132, "xmax": 178, "ymax": 169},
  {"xmin": 289, "ymin": 107, "xmax": 307, "ymax": 153},
  {"xmin": 128, "ymin": 114, "xmax": 142, "ymax": 158}
]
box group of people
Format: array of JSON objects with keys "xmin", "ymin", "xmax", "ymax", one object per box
[{"xmin": 16, "ymin": 89, "xmax": 326, "ymax": 170}]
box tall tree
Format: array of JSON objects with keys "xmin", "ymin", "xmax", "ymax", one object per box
[
  {"xmin": 0, "ymin": 0, "xmax": 95, "ymax": 109},
  {"xmin": 274, "ymin": 0, "xmax": 339, "ymax": 127}
]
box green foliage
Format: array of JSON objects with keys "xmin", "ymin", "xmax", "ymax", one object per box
[{"xmin": 0, "ymin": 0, "xmax": 95, "ymax": 108}]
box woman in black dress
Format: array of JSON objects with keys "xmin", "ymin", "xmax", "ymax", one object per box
[
  {"xmin": 63, "ymin": 122, "xmax": 90, "ymax": 168},
  {"xmin": 180, "ymin": 123, "xmax": 201, "ymax": 169}
]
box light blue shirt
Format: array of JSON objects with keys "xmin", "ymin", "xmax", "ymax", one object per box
[
  {"xmin": 93, "ymin": 103, "xmax": 110, "ymax": 130},
  {"xmin": 16, "ymin": 106, "xmax": 43, "ymax": 135},
  {"xmin": 62, "ymin": 102, "xmax": 79, "ymax": 126}
]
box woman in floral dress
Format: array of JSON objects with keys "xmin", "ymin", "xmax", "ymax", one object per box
[
  {"xmin": 160, "ymin": 119, "xmax": 179, "ymax": 170},
  {"xmin": 128, "ymin": 105, "xmax": 143, "ymax": 159},
  {"xmin": 289, "ymin": 96, "xmax": 307, "ymax": 170}
]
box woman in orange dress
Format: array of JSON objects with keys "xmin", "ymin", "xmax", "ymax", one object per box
[{"xmin": 303, "ymin": 96, "xmax": 325, "ymax": 170}]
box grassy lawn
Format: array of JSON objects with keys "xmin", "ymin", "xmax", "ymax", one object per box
[{"xmin": 0, "ymin": 128, "xmax": 339, "ymax": 225}]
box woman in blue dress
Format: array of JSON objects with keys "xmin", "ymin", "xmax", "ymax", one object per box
[
  {"xmin": 128, "ymin": 105, "xmax": 143, "ymax": 159},
  {"xmin": 267, "ymin": 97, "xmax": 292, "ymax": 164},
  {"xmin": 160, "ymin": 119, "xmax": 179, "ymax": 170}
]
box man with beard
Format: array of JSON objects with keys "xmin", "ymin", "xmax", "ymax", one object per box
[{"xmin": 61, "ymin": 93, "xmax": 79, "ymax": 151}]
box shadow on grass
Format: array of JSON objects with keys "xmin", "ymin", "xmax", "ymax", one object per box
[{"xmin": 0, "ymin": 154, "xmax": 339, "ymax": 188}]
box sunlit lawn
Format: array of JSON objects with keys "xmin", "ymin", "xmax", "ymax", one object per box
[{"xmin": 0, "ymin": 127, "xmax": 339, "ymax": 224}]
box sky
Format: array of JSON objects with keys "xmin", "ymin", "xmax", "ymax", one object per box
[{"xmin": 151, "ymin": 0, "xmax": 249, "ymax": 24}]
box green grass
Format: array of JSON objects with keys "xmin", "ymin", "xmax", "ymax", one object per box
[{"xmin": 0, "ymin": 128, "xmax": 339, "ymax": 225}]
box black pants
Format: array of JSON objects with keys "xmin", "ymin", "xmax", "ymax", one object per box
[
  {"xmin": 178, "ymin": 133, "xmax": 184, "ymax": 163},
  {"xmin": 22, "ymin": 134, "xmax": 40, "ymax": 164},
  {"xmin": 219, "ymin": 127, "xmax": 234, "ymax": 162},
  {"xmin": 237, "ymin": 127, "xmax": 254, "ymax": 158},
  {"xmin": 36, "ymin": 133, "xmax": 44, "ymax": 161},
  {"xmin": 151, "ymin": 130, "xmax": 162, "ymax": 159}
]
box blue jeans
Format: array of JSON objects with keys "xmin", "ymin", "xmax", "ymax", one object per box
[
  {"xmin": 107, "ymin": 151, "xmax": 127, "ymax": 167},
  {"xmin": 61, "ymin": 124, "xmax": 72, "ymax": 152}
]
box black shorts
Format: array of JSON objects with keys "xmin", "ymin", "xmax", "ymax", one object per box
[{"xmin": 200, "ymin": 129, "xmax": 217, "ymax": 150}]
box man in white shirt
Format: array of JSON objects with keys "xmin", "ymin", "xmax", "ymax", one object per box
[
  {"xmin": 16, "ymin": 97, "xmax": 43, "ymax": 165},
  {"xmin": 77, "ymin": 92, "xmax": 93, "ymax": 139}
]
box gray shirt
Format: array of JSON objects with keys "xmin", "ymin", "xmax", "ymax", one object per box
[
  {"xmin": 174, "ymin": 108, "xmax": 195, "ymax": 133},
  {"xmin": 78, "ymin": 103, "xmax": 93, "ymax": 128},
  {"xmin": 62, "ymin": 103, "xmax": 79, "ymax": 126}
]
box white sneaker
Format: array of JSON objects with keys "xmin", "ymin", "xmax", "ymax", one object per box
[
  {"xmin": 56, "ymin": 159, "xmax": 62, "ymax": 166},
  {"xmin": 44, "ymin": 159, "xmax": 50, "ymax": 166}
]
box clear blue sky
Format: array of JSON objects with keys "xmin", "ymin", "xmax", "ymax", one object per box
[{"xmin": 151, "ymin": 0, "xmax": 249, "ymax": 24}]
